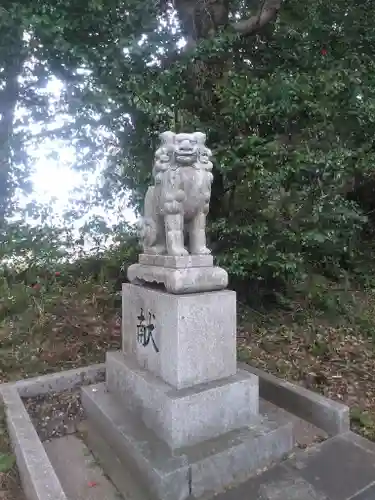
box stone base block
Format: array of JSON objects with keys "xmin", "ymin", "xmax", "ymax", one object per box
[
  {"xmin": 82, "ymin": 383, "xmax": 294, "ymax": 500},
  {"xmin": 122, "ymin": 286, "xmax": 236, "ymax": 389},
  {"xmin": 127, "ymin": 263, "xmax": 228, "ymax": 294},
  {"xmin": 106, "ymin": 351, "xmax": 259, "ymax": 449},
  {"xmin": 138, "ymin": 253, "xmax": 213, "ymax": 268}
]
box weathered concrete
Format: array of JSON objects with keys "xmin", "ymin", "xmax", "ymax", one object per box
[
  {"xmin": 127, "ymin": 264, "xmax": 228, "ymax": 294},
  {"xmin": 82, "ymin": 419, "xmax": 152, "ymax": 500},
  {"xmin": 341, "ymin": 428, "xmax": 375, "ymax": 455},
  {"xmin": 188, "ymin": 419, "xmax": 294, "ymax": 499},
  {"xmin": 44, "ymin": 434, "xmax": 120, "ymax": 500},
  {"xmin": 0, "ymin": 386, "xmax": 67, "ymax": 500},
  {"xmin": 211, "ymin": 462, "xmax": 329, "ymax": 500},
  {"xmin": 242, "ymin": 364, "xmax": 350, "ymax": 436},
  {"xmin": 0, "ymin": 364, "xmax": 105, "ymax": 399},
  {"xmin": 82, "ymin": 383, "xmax": 294, "ymax": 500},
  {"xmin": 2, "ymin": 364, "xmax": 375, "ymax": 500},
  {"xmin": 352, "ymin": 483, "xmax": 375, "ymax": 500},
  {"xmin": 138, "ymin": 253, "xmax": 213, "ymax": 268},
  {"xmin": 285, "ymin": 433, "xmax": 375, "ymax": 500},
  {"xmin": 106, "ymin": 352, "xmax": 258, "ymax": 448},
  {"xmin": 212, "ymin": 431, "xmax": 375, "ymax": 500},
  {"xmin": 122, "ymin": 286, "xmax": 237, "ymax": 389},
  {"xmin": 82, "ymin": 383, "xmax": 190, "ymax": 500},
  {"xmin": 259, "ymin": 399, "xmax": 328, "ymax": 447}
]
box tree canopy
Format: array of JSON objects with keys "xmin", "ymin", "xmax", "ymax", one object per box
[{"xmin": 1, "ymin": 0, "xmax": 375, "ymax": 293}]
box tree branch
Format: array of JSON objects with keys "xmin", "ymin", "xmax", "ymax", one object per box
[
  {"xmin": 158, "ymin": 0, "xmax": 283, "ymax": 71},
  {"xmin": 232, "ymin": 0, "xmax": 282, "ymax": 35}
]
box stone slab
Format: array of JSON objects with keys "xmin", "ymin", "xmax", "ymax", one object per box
[
  {"xmin": 106, "ymin": 352, "xmax": 258, "ymax": 448},
  {"xmin": 81, "ymin": 383, "xmax": 294, "ymax": 500},
  {"xmin": 0, "ymin": 386, "xmax": 68, "ymax": 500},
  {"xmin": 122, "ymin": 285, "xmax": 236, "ymax": 389},
  {"xmin": 4, "ymin": 364, "xmax": 375, "ymax": 500},
  {"xmin": 44, "ymin": 434, "xmax": 120, "ymax": 500},
  {"xmin": 285, "ymin": 434, "xmax": 375, "ymax": 500},
  {"xmin": 0, "ymin": 364, "xmax": 105, "ymax": 399},
  {"xmin": 242, "ymin": 363, "xmax": 350, "ymax": 436},
  {"xmin": 211, "ymin": 463, "xmax": 328, "ymax": 500},
  {"xmin": 341, "ymin": 430, "xmax": 375, "ymax": 457},
  {"xmin": 351, "ymin": 482, "xmax": 375, "ymax": 500},
  {"xmin": 205, "ymin": 432, "xmax": 375, "ymax": 500},
  {"xmin": 127, "ymin": 263, "xmax": 228, "ymax": 294},
  {"xmin": 187, "ymin": 421, "xmax": 294, "ymax": 499},
  {"xmin": 138, "ymin": 254, "xmax": 213, "ymax": 269}
]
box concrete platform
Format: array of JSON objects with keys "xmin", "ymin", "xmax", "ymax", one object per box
[
  {"xmin": 39, "ymin": 421, "xmax": 375, "ymax": 500},
  {"xmin": 20, "ymin": 423, "xmax": 375, "ymax": 500},
  {"xmin": 211, "ymin": 432, "xmax": 375, "ymax": 500},
  {"xmin": 3, "ymin": 363, "xmax": 373, "ymax": 500},
  {"xmin": 81, "ymin": 383, "xmax": 294, "ymax": 500}
]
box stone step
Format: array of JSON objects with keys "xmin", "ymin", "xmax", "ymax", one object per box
[
  {"xmin": 212, "ymin": 432, "xmax": 375, "ymax": 500},
  {"xmin": 44, "ymin": 434, "xmax": 121, "ymax": 500},
  {"xmin": 81, "ymin": 383, "xmax": 294, "ymax": 500}
]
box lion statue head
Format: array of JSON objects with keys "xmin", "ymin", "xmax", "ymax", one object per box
[{"xmin": 153, "ymin": 131, "xmax": 213, "ymax": 176}]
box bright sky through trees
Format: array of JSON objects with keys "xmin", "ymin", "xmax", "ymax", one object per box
[{"xmin": 16, "ymin": 76, "xmax": 136, "ymax": 232}]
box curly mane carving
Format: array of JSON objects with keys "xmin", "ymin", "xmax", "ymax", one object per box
[{"xmin": 138, "ymin": 131, "xmax": 213, "ymax": 256}]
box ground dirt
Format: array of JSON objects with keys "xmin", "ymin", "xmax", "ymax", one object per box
[
  {"xmin": 0, "ymin": 283, "xmax": 120, "ymax": 500},
  {"xmin": 23, "ymin": 389, "xmax": 85, "ymax": 442},
  {"xmin": 237, "ymin": 289, "xmax": 375, "ymax": 441}
]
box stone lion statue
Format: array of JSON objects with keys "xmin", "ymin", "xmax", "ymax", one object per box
[{"xmin": 138, "ymin": 131, "xmax": 214, "ymax": 256}]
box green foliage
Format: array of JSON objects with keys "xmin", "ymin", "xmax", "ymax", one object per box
[
  {"xmin": 43, "ymin": 0, "xmax": 373, "ymax": 293},
  {"xmin": 0, "ymin": 210, "xmax": 72, "ymax": 289},
  {"xmin": 1, "ymin": 0, "xmax": 375, "ymax": 297},
  {"xmin": 205, "ymin": 0, "xmax": 375, "ymax": 289},
  {"xmin": 0, "ymin": 453, "xmax": 16, "ymax": 474},
  {"xmin": 351, "ymin": 408, "xmax": 375, "ymax": 441}
]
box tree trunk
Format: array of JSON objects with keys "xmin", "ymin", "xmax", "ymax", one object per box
[
  {"xmin": 0, "ymin": 21, "xmax": 24, "ymax": 220},
  {"xmin": 174, "ymin": 0, "xmax": 229, "ymax": 45}
]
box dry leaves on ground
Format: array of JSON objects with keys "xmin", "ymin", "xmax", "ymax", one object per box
[{"xmin": 239, "ymin": 309, "xmax": 375, "ymax": 439}]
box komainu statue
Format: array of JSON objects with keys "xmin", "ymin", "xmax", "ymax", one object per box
[{"xmin": 138, "ymin": 131, "xmax": 214, "ymax": 256}]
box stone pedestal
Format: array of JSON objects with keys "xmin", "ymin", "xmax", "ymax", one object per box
[
  {"xmin": 82, "ymin": 284, "xmax": 295, "ymax": 499},
  {"xmin": 81, "ymin": 132, "xmax": 294, "ymax": 498},
  {"xmin": 127, "ymin": 254, "xmax": 228, "ymax": 294},
  {"xmin": 122, "ymin": 284, "xmax": 237, "ymax": 389},
  {"xmin": 118, "ymin": 284, "xmax": 258, "ymax": 449}
]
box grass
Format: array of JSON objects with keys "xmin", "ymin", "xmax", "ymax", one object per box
[{"xmin": 0, "ymin": 280, "xmax": 121, "ymax": 383}]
